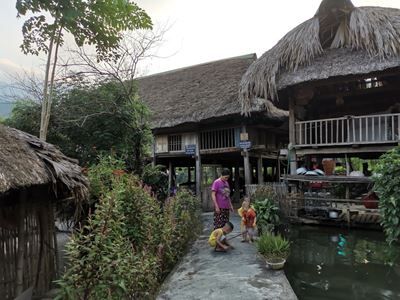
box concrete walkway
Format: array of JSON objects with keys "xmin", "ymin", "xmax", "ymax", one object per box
[{"xmin": 157, "ymin": 212, "xmax": 297, "ymax": 300}]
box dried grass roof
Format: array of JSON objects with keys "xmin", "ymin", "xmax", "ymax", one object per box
[
  {"xmin": 239, "ymin": 0, "xmax": 400, "ymax": 112},
  {"xmin": 137, "ymin": 54, "xmax": 287, "ymax": 129},
  {"xmin": 0, "ymin": 125, "xmax": 88, "ymax": 201}
]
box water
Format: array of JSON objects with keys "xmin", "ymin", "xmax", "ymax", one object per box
[{"xmin": 285, "ymin": 226, "xmax": 400, "ymax": 300}]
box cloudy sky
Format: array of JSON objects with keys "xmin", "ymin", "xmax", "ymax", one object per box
[{"xmin": 1, "ymin": 0, "xmax": 400, "ymax": 78}]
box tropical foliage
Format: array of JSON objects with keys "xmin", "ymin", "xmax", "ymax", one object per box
[
  {"xmin": 373, "ymin": 146, "xmax": 400, "ymax": 244},
  {"xmin": 252, "ymin": 185, "xmax": 280, "ymax": 234}
]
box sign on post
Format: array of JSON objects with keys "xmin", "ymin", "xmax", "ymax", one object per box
[
  {"xmin": 185, "ymin": 144, "xmax": 196, "ymax": 155},
  {"xmin": 239, "ymin": 140, "xmax": 252, "ymax": 150}
]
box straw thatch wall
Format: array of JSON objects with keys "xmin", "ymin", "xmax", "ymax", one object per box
[
  {"xmin": 239, "ymin": 0, "xmax": 400, "ymax": 112},
  {"xmin": 136, "ymin": 54, "xmax": 287, "ymax": 129},
  {"xmin": 0, "ymin": 198, "xmax": 56, "ymax": 299}
]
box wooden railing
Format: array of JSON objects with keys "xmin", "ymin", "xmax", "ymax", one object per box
[{"xmin": 295, "ymin": 113, "xmax": 400, "ymax": 147}]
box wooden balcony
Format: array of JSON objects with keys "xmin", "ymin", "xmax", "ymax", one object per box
[{"xmin": 295, "ymin": 113, "xmax": 400, "ymax": 149}]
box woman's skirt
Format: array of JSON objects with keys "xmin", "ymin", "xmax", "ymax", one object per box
[{"xmin": 214, "ymin": 208, "xmax": 230, "ymax": 229}]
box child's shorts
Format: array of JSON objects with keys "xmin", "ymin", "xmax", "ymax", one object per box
[{"xmin": 246, "ymin": 227, "xmax": 255, "ymax": 236}]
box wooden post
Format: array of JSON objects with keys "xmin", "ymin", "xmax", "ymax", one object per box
[
  {"xmin": 152, "ymin": 140, "xmax": 156, "ymax": 166},
  {"xmin": 241, "ymin": 125, "xmax": 252, "ymax": 191},
  {"xmin": 195, "ymin": 133, "xmax": 202, "ymax": 197},
  {"xmin": 289, "ymin": 97, "xmax": 298, "ymax": 175},
  {"xmin": 234, "ymin": 164, "xmax": 240, "ymax": 202},
  {"xmin": 257, "ymin": 157, "xmax": 263, "ymax": 185},
  {"xmin": 168, "ymin": 161, "xmax": 173, "ymax": 191},
  {"xmin": 15, "ymin": 190, "xmax": 27, "ymax": 296}
]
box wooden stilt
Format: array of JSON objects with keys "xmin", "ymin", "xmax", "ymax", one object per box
[
  {"xmin": 257, "ymin": 157, "xmax": 263, "ymax": 185},
  {"xmin": 195, "ymin": 133, "xmax": 202, "ymax": 197}
]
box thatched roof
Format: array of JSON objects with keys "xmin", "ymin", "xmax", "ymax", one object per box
[
  {"xmin": 239, "ymin": 0, "xmax": 400, "ymax": 112},
  {"xmin": 137, "ymin": 54, "xmax": 288, "ymax": 129},
  {"xmin": 0, "ymin": 125, "xmax": 88, "ymax": 201}
]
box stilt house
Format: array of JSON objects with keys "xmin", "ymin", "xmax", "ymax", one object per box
[
  {"xmin": 239, "ymin": 0, "xmax": 400, "ymax": 225},
  {"xmin": 137, "ymin": 54, "xmax": 288, "ymax": 209}
]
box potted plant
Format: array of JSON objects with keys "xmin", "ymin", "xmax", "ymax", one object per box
[{"xmin": 256, "ymin": 232, "xmax": 290, "ymax": 270}]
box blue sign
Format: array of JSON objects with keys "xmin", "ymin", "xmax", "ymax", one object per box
[
  {"xmin": 239, "ymin": 140, "xmax": 252, "ymax": 149},
  {"xmin": 185, "ymin": 144, "xmax": 196, "ymax": 155}
]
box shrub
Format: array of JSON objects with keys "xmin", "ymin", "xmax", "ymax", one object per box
[
  {"xmin": 373, "ymin": 146, "xmax": 400, "ymax": 244},
  {"xmin": 161, "ymin": 189, "xmax": 201, "ymax": 275},
  {"xmin": 88, "ymin": 155, "xmax": 126, "ymax": 201},
  {"xmin": 56, "ymin": 158, "xmax": 201, "ymax": 299},
  {"xmin": 141, "ymin": 164, "xmax": 169, "ymax": 201},
  {"xmin": 256, "ymin": 233, "xmax": 290, "ymax": 260},
  {"xmin": 55, "ymin": 188, "xmax": 159, "ymax": 299}
]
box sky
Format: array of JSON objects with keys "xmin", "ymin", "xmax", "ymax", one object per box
[{"xmin": 1, "ymin": 0, "xmax": 400, "ymax": 79}]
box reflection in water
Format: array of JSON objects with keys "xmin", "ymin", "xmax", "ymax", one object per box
[{"xmin": 285, "ymin": 226, "xmax": 400, "ymax": 300}]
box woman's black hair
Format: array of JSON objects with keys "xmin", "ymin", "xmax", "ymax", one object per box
[{"xmin": 221, "ymin": 168, "xmax": 231, "ymax": 176}]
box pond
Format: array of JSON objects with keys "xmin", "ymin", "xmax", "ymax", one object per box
[{"xmin": 285, "ymin": 226, "xmax": 400, "ymax": 300}]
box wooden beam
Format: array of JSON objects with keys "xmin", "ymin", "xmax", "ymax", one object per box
[
  {"xmin": 283, "ymin": 174, "xmax": 372, "ymax": 184},
  {"xmin": 241, "ymin": 125, "xmax": 252, "ymax": 188},
  {"xmin": 234, "ymin": 164, "xmax": 240, "ymax": 202},
  {"xmin": 296, "ymin": 144, "xmax": 397, "ymax": 156},
  {"xmin": 195, "ymin": 133, "xmax": 202, "ymax": 197},
  {"xmin": 257, "ymin": 157, "xmax": 263, "ymax": 185},
  {"xmin": 152, "ymin": 140, "xmax": 156, "ymax": 166},
  {"xmin": 168, "ymin": 161, "xmax": 173, "ymax": 191},
  {"xmin": 289, "ymin": 97, "xmax": 298, "ymax": 174}
]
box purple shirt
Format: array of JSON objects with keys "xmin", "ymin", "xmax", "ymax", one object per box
[{"xmin": 211, "ymin": 178, "xmax": 231, "ymax": 209}]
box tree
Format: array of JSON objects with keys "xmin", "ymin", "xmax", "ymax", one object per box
[
  {"xmin": 57, "ymin": 29, "xmax": 166, "ymax": 172},
  {"xmin": 16, "ymin": 0, "xmax": 152, "ymax": 141}
]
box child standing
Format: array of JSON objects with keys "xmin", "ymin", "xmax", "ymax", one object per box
[
  {"xmin": 208, "ymin": 222, "xmax": 234, "ymax": 252},
  {"xmin": 238, "ymin": 198, "xmax": 256, "ymax": 243}
]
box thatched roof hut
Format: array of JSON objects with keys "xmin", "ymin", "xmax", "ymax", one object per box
[
  {"xmin": 239, "ymin": 0, "xmax": 400, "ymax": 111},
  {"xmin": 0, "ymin": 125, "xmax": 88, "ymax": 199},
  {"xmin": 0, "ymin": 125, "xmax": 88, "ymax": 299},
  {"xmin": 137, "ymin": 54, "xmax": 288, "ymax": 130}
]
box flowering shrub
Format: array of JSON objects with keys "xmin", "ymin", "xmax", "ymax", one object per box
[{"xmin": 56, "ymin": 159, "xmax": 200, "ymax": 299}]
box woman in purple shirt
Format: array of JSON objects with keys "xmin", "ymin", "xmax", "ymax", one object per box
[{"xmin": 211, "ymin": 168, "xmax": 234, "ymax": 229}]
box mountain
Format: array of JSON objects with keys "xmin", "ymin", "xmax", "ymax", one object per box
[
  {"xmin": 0, "ymin": 82, "xmax": 16, "ymax": 118},
  {"xmin": 0, "ymin": 102, "xmax": 14, "ymax": 118}
]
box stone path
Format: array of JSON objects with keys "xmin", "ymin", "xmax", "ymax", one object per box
[{"xmin": 157, "ymin": 212, "xmax": 298, "ymax": 300}]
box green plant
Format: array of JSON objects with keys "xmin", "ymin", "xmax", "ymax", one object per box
[
  {"xmin": 373, "ymin": 146, "xmax": 400, "ymax": 244},
  {"xmin": 56, "ymin": 188, "xmax": 158, "ymax": 300},
  {"xmin": 141, "ymin": 164, "xmax": 169, "ymax": 201},
  {"xmin": 57, "ymin": 159, "xmax": 201, "ymax": 298},
  {"xmin": 253, "ymin": 198, "xmax": 280, "ymax": 234},
  {"xmin": 334, "ymin": 165, "xmax": 346, "ymax": 175},
  {"xmin": 161, "ymin": 189, "xmax": 201, "ymax": 275},
  {"xmin": 257, "ymin": 232, "xmax": 290, "ymax": 260}
]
